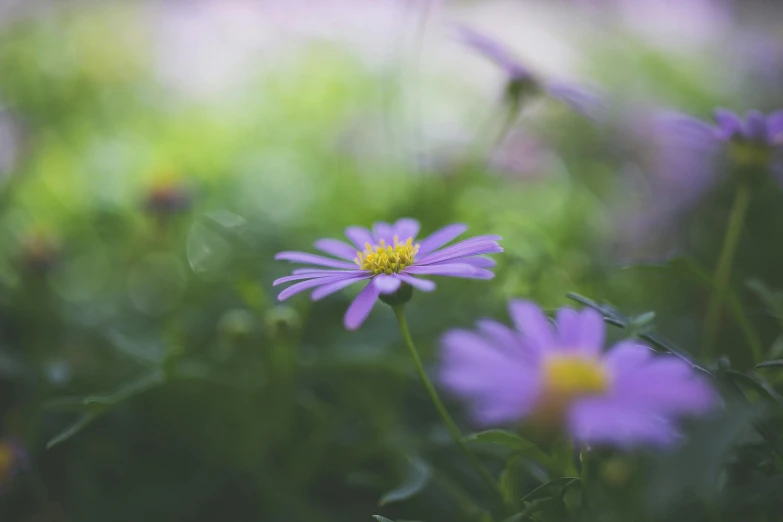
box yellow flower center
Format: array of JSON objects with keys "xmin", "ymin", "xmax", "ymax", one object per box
[
  {"xmin": 531, "ymin": 354, "xmax": 609, "ymax": 430},
  {"xmin": 543, "ymin": 355, "xmax": 609, "ymax": 397},
  {"xmin": 355, "ymin": 236, "xmax": 419, "ymax": 275}
]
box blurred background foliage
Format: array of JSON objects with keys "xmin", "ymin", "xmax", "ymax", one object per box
[{"xmin": 0, "ymin": 0, "xmax": 782, "ymax": 521}]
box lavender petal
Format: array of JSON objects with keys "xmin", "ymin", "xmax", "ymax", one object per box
[
  {"xmin": 278, "ymin": 275, "xmax": 357, "ymax": 301},
  {"xmin": 314, "ymin": 238, "xmax": 359, "ymax": 260},
  {"xmin": 405, "ymin": 263, "xmax": 478, "ymax": 277},
  {"xmin": 373, "ymin": 274, "xmax": 401, "ymax": 294},
  {"xmin": 508, "ymin": 300, "xmax": 554, "ymax": 355},
  {"xmin": 275, "ymin": 251, "xmax": 358, "ymax": 269},
  {"xmin": 311, "ymin": 275, "xmax": 370, "ymax": 301},
  {"xmin": 714, "ymin": 108, "xmax": 742, "ymax": 140},
  {"xmin": 393, "ymin": 218, "xmax": 420, "ymax": 242},
  {"xmin": 395, "ymin": 273, "xmax": 436, "ymax": 292},
  {"xmin": 344, "ymin": 282, "xmax": 381, "ymax": 330},
  {"xmin": 372, "ymin": 222, "xmax": 395, "ymax": 244},
  {"xmin": 744, "ymin": 110, "xmax": 767, "ymax": 141},
  {"xmin": 274, "ymin": 271, "xmax": 362, "ymax": 286},
  {"xmin": 345, "ymin": 226, "xmax": 374, "ymax": 250},
  {"xmin": 568, "ymin": 397, "xmax": 681, "ymax": 447},
  {"xmin": 555, "ymin": 308, "xmax": 605, "ymax": 354},
  {"xmin": 417, "ymin": 224, "xmax": 468, "ymax": 254}
]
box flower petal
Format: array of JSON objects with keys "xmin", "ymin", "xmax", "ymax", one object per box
[
  {"xmin": 314, "ymin": 239, "xmax": 359, "ymax": 260},
  {"xmin": 372, "ymin": 222, "xmax": 395, "ymax": 244},
  {"xmin": 546, "ymin": 82, "xmax": 604, "ymax": 119},
  {"xmin": 275, "ymin": 251, "xmax": 358, "ymax": 269},
  {"xmin": 460, "ymin": 256, "xmax": 497, "ymax": 268},
  {"xmin": 278, "ymin": 275, "xmax": 357, "ymax": 301},
  {"xmin": 395, "ymin": 273, "xmax": 436, "ymax": 292},
  {"xmin": 508, "ymin": 300, "xmax": 554, "ymax": 356},
  {"xmin": 311, "ymin": 275, "xmax": 370, "ymax": 301},
  {"xmin": 345, "ymin": 226, "xmax": 374, "ymax": 249},
  {"xmin": 766, "ymin": 110, "xmax": 783, "ymax": 143},
  {"xmin": 417, "ymin": 224, "xmax": 468, "ymax": 254},
  {"xmin": 603, "ymin": 341, "xmax": 654, "ymax": 373},
  {"xmin": 273, "ymin": 271, "xmax": 363, "ymax": 286},
  {"xmin": 373, "ymin": 274, "xmax": 401, "ymax": 294},
  {"xmin": 393, "ymin": 218, "xmax": 420, "ymax": 242},
  {"xmin": 344, "ymin": 282, "xmax": 381, "ymax": 330},
  {"xmin": 417, "ymin": 238, "xmax": 503, "ymax": 265},
  {"xmin": 567, "ymin": 397, "xmax": 681, "ymax": 447},
  {"xmin": 405, "ymin": 263, "xmax": 478, "ymax": 277},
  {"xmin": 714, "ymin": 108, "xmax": 742, "ymax": 140},
  {"xmin": 456, "ymin": 25, "xmax": 532, "ymax": 81},
  {"xmin": 555, "ymin": 308, "xmax": 605, "ymax": 354},
  {"xmin": 744, "ymin": 110, "xmax": 767, "ymax": 141}
]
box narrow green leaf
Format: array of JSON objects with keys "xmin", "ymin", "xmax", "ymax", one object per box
[
  {"xmin": 725, "ymin": 370, "xmax": 783, "ymax": 410},
  {"xmin": 756, "ymin": 360, "xmax": 783, "ymax": 369},
  {"xmin": 463, "ymin": 429, "xmax": 536, "ymax": 452},
  {"xmin": 500, "ymin": 498, "xmax": 555, "ymax": 522},
  {"xmin": 46, "ymin": 412, "xmax": 97, "ymax": 449},
  {"xmin": 373, "ymin": 516, "xmax": 395, "ymax": 522},
  {"xmin": 521, "ymin": 477, "xmax": 580, "ymax": 503},
  {"xmin": 379, "ymin": 458, "xmax": 432, "ymax": 506},
  {"xmin": 82, "ymin": 370, "xmax": 165, "ymax": 407},
  {"xmin": 44, "ymin": 370, "xmax": 165, "ymax": 412}
]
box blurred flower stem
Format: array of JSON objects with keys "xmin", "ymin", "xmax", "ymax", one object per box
[
  {"xmin": 702, "ymin": 183, "xmax": 752, "ymax": 358},
  {"xmin": 392, "ymin": 305, "xmax": 502, "ymax": 499}
]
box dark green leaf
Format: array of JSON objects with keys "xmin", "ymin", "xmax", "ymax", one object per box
[
  {"xmin": 463, "ymin": 430, "xmax": 536, "ymax": 452},
  {"xmin": 372, "ymin": 517, "xmax": 395, "ymax": 522},
  {"xmin": 46, "ymin": 412, "xmax": 97, "ymax": 449},
  {"xmin": 379, "ymin": 457, "xmax": 432, "ymax": 506},
  {"xmin": 500, "ymin": 498, "xmax": 555, "ymax": 522},
  {"xmin": 44, "ymin": 370, "xmax": 165, "ymax": 411},
  {"xmin": 756, "ymin": 360, "xmax": 783, "ymax": 369},
  {"xmin": 725, "ymin": 370, "xmax": 783, "ymax": 410},
  {"xmin": 521, "ymin": 477, "xmax": 580, "ymax": 503}
]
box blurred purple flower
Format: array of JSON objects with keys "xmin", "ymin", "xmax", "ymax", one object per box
[
  {"xmin": 274, "ymin": 219, "xmax": 502, "ymax": 330},
  {"xmin": 439, "ymin": 301, "xmax": 716, "ymax": 447},
  {"xmin": 0, "ymin": 438, "xmax": 27, "ymax": 491},
  {"xmin": 457, "ymin": 26, "xmax": 603, "ymax": 119}
]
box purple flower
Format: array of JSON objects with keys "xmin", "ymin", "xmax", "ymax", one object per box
[
  {"xmin": 274, "ymin": 219, "xmax": 502, "ymax": 330},
  {"xmin": 0, "ymin": 439, "xmax": 27, "ymax": 491},
  {"xmin": 439, "ymin": 301, "xmax": 716, "ymax": 447},
  {"xmin": 457, "ymin": 26, "xmax": 603, "ymax": 119}
]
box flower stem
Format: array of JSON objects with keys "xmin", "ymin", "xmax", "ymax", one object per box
[
  {"xmin": 392, "ymin": 305, "xmax": 501, "ymax": 496},
  {"xmin": 702, "ymin": 183, "xmax": 752, "ymax": 358}
]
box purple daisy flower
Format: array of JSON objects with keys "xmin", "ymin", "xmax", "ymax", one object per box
[
  {"xmin": 457, "ymin": 25, "xmax": 603, "ymax": 119},
  {"xmin": 274, "ymin": 219, "xmax": 502, "ymax": 330},
  {"xmin": 439, "ymin": 301, "xmax": 716, "ymax": 447}
]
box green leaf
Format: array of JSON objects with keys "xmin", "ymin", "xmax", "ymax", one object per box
[
  {"xmin": 521, "ymin": 477, "xmax": 580, "ymax": 503},
  {"xmin": 46, "ymin": 412, "xmax": 97, "ymax": 449},
  {"xmin": 756, "ymin": 360, "xmax": 783, "ymax": 369},
  {"xmin": 379, "ymin": 457, "xmax": 432, "ymax": 506},
  {"xmin": 463, "ymin": 430, "xmax": 536, "ymax": 452},
  {"xmin": 44, "ymin": 370, "xmax": 165, "ymax": 411},
  {"xmin": 373, "ymin": 516, "xmax": 395, "ymax": 522},
  {"xmin": 500, "ymin": 498, "xmax": 555, "ymax": 522},
  {"xmin": 725, "ymin": 370, "xmax": 783, "ymax": 410}
]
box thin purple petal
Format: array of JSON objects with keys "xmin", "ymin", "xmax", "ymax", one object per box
[
  {"xmin": 314, "ymin": 238, "xmax": 359, "ymax": 261},
  {"xmin": 404, "ymin": 263, "xmax": 478, "ymax": 277},
  {"xmin": 546, "ymin": 82, "xmax": 604, "ymax": 119},
  {"xmin": 714, "ymin": 108, "xmax": 742, "ymax": 140},
  {"xmin": 275, "ymin": 251, "xmax": 357, "ymax": 269},
  {"xmin": 278, "ymin": 275, "xmax": 357, "ymax": 301},
  {"xmin": 417, "ymin": 238, "xmax": 503, "ymax": 265},
  {"xmin": 766, "ymin": 110, "xmax": 783, "ymax": 143},
  {"xmin": 417, "ymin": 224, "xmax": 468, "ymax": 255},
  {"xmin": 345, "ymin": 226, "xmax": 374, "ymax": 249},
  {"xmin": 568, "ymin": 397, "xmax": 681, "ymax": 447},
  {"xmin": 508, "ymin": 300, "xmax": 553, "ymax": 356},
  {"xmin": 372, "ymin": 222, "xmax": 395, "ymax": 244},
  {"xmin": 744, "ymin": 110, "xmax": 767, "ymax": 142},
  {"xmin": 273, "ymin": 271, "xmax": 363, "ymax": 286},
  {"xmin": 395, "ymin": 273, "xmax": 436, "ymax": 292},
  {"xmin": 311, "ymin": 275, "xmax": 370, "ymax": 301},
  {"xmin": 460, "ymin": 257, "xmax": 497, "ymax": 268},
  {"xmin": 292, "ymin": 268, "xmax": 362, "ymax": 276},
  {"xmin": 456, "ymin": 25, "xmax": 532, "ymax": 81},
  {"xmin": 603, "ymin": 341, "xmax": 654, "ymax": 373},
  {"xmin": 555, "ymin": 308, "xmax": 605, "ymax": 354},
  {"xmin": 393, "ymin": 218, "xmax": 420, "ymax": 241},
  {"xmin": 344, "ymin": 282, "xmax": 381, "ymax": 330},
  {"xmin": 373, "ymin": 274, "xmax": 401, "ymax": 294}
]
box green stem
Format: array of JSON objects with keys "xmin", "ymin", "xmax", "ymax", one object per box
[
  {"xmin": 392, "ymin": 305, "xmax": 501, "ymax": 496},
  {"xmin": 702, "ymin": 184, "xmax": 752, "ymax": 358}
]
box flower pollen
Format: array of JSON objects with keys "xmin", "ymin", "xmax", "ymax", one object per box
[
  {"xmin": 543, "ymin": 355, "xmax": 609, "ymax": 398},
  {"xmin": 355, "ymin": 236, "xmax": 419, "ymax": 275}
]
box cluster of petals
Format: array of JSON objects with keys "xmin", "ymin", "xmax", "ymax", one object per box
[
  {"xmin": 274, "ymin": 219, "xmax": 502, "ymax": 330},
  {"xmin": 439, "ymin": 301, "xmax": 716, "ymax": 447}
]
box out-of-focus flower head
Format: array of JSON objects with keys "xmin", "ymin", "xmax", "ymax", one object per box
[
  {"xmin": 274, "ymin": 219, "xmax": 502, "ymax": 330},
  {"xmin": 20, "ymin": 228, "xmax": 62, "ymax": 275},
  {"xmin": 439, "ymin": 300, "xmax": 716, "ymax": 447},
  {"xmin": 456, "ymin": 25, "xmax": 603, "ymax": 119},
  {"xmin": 0, "ymin": 438, "xmax": 27, "ymax": 491},
  {"xmin": 144, "ymin": 173, "xmax": 192, "ymax": 216}
]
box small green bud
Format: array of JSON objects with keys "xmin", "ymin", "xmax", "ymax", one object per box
[
  {"xmin": 264, "ymin": 306, "xmax": 301, "ymax": 338},
  {"xmin": 379, "ymin": 283, "xmax": 414, "ymax": 307}
]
